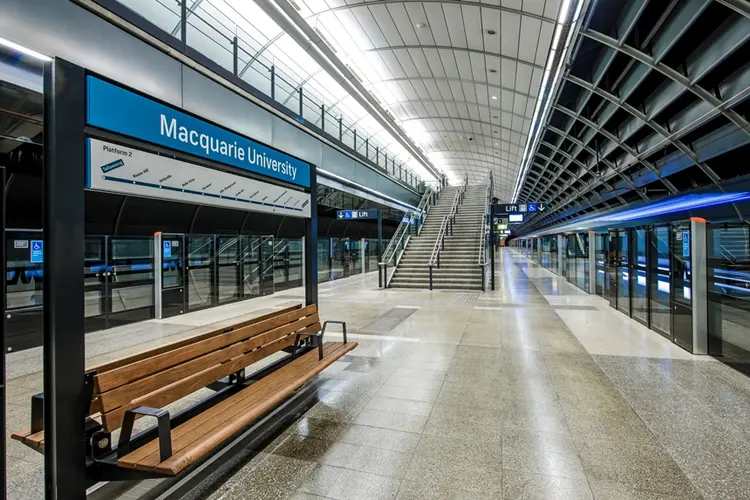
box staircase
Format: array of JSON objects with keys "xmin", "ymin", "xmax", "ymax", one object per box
[{"xmin": 390, "ymin": 185, "xmax": 488, "ymax": 290}]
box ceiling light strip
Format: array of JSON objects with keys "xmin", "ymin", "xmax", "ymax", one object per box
[{"xmin": 510, "ymin": 0, "xmax": 586, "ymax": 203}]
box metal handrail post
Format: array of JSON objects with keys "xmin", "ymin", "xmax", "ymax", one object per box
[{"xmin": 429, "ymin": 265, "xmax": 433, "ymax": 290}]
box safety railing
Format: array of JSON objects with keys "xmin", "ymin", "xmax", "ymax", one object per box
[
  {"xmin": 112, "ymin": 0, "xmax": 424, "ymax": 192},
  {"xmin": 427, "ymin": 187, "xmax": 462, "ymax": 290},
  {"xmin": 378, "ymin": 187, "xmax": 435, "ymax": 288}
]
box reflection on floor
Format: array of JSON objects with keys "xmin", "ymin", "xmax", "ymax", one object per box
[{"xmin": 7, "ymin": 249, "xmax": 750, "ymax": 499}]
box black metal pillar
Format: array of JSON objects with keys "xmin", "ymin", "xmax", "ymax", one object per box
[
  {"xmin": 0, "ymin": 167, "xmax": 6, "ymax": 499},
  {"xmin": 377, "ymin": 211, "xmax": 383, "ymax": 263},
  {"xmin": 305, "ymin": 165, "xmax": 318, "ymax": 306},
  {"xmin": 490, "ymin": 213, "xmax": 496, "ymax": 290},
  {"xmin": 43, "ymin": 58, "xmax": 87, "ymax": 500}
]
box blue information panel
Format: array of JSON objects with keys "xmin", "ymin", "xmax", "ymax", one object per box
[
  {"xmin": 86, "ymin": 76, "xmax": 310, "ymax": 188},
  {"xmin": 30, "ymin": 240, "xmax": 43, "ymax": 263},
  {"xmin": 337, "ymin": 209, "xmax": 380, "ymax": 220},
  {"xmin": 683, "ymin": 232, "xmax": 690, "ymax": 257},
  {"xmin": 163, "ymin": 240, "xmax": 172, "ymax": 258}
]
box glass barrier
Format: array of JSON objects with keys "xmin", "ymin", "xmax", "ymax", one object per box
[
  {"xmin": 112, "ymin": 0, "xmax": 425, "ymax": 192},
  {"xmin": 708, "ymin": 224, "xmax": 750, "ymax": 374}
]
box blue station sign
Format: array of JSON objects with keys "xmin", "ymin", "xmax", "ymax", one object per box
[
  {"xmin": 337, "ymin": 209, "xmax": 380, "ymax": 220},
  {"xmin": 86, "ymin": 76, "xmax": 310, "ymax": 188}
]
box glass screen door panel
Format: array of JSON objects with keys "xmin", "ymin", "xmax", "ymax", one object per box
[
  {"xmin": 84, "ymin": 236, "xmax": 107, "ymax": 332},
  {"xmin": 617, "ymin": 230, "xmax": 631, "ymax": 316},
  {"xmin": 260, "ymin": 236, "xmax": 275, "ymax": 296},
  {"xmin": 187, "ymin": 235, "xmax": 216, "ymax": 311},
  {"xmin": 108, "ymin": 237, "xmax": 155, "ymax": 326},
  {"xmin": 607, "ymin": 230, "xmax": 618, "ymax": 308},
  {"xmin": 649, "ymin": 226, "xmax": 672, "ymax": 337},
  {"xmin": 672, "ymin": 223, "xmax": 693, "ymax": 350},
  {"xmin": 596, "ymin": 234, "xmax": 606, "ymax": 296},
  {"xmin": 217, "ymin": 236, "xmax": 240, "ymax": 304},
  {"xmin": 632, "ymin": 228, "xmax": 648, "ymax": 325},
  {"xmin": 242, "ymin": 235, "xmax": 261, "ymax": 298},
  {"xmin": 161, "ymin": 234, "xmax": 185, "ymax": 318}
]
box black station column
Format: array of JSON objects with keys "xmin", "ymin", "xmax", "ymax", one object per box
[
  {"xmin": 43, "ymin": 58, "xmax": 87, "ymax": 499},
  {"xmin": 305, "ymin": 165, "xmax": 318, "ymax": 306}
]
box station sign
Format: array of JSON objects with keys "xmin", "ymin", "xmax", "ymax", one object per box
[
  {"xmin": 86, "ymin": 76, "xmax": 311, "ymax": 188},
  {"xmin": 337, "ymin": 209, "xmax": 380, "ymax": 220},
  {"xmin": 87, "ymin": 138, "xmax": 311, "ymax": 218},
  {"xmin": 492, "ymin": 202, "xmax": 546, "ymax": 215}
]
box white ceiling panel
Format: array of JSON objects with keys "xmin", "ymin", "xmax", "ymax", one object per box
[{"xmin": 269, "ymin": 0, "xmax": 571, "ymax": 193}]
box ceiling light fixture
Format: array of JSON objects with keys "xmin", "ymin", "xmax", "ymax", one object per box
[
  {"xmin": 0, "ymin": 36, "xmax": 51, "ymax": 61},
  {"xmin": 491, "ymin": 95, "xmax": 498, "ymax": 100},
  {"xmin": 486, "ymin": 30, "xmax": 497, "ymax": 35},
  {"xmin": 488, "ymin": 69, "xmax": 497, "ymax": 73},
  {"xmin": 415, "ymin": 23, "xmax": 427, "ymax": 29}
]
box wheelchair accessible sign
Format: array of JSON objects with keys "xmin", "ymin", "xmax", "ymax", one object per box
[{"xmin": 30, "ymin": 240, "xmax": 43, "ymax": 263}]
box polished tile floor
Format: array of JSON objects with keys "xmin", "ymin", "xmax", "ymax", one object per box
[{"xmin": 7, "ymin": 249, "xmax": 750, "ymax": 499}]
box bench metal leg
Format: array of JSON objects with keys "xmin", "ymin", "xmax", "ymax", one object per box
[{"xmin": 117, "ymin": 407, "xmax": 172, "ymax": 462}]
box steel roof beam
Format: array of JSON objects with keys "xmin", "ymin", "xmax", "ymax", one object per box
[{"xmin": 362, "ymin": 46, "xmax": 545, "ymax": 71}]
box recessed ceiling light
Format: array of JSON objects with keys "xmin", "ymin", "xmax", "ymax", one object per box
[
  {"xmin": 492, "ymin": 115, "xmax": 498, "ymax": 118},
  {"xmin": 486, "ymin": 29, "xmax": 497, "ymax": 35},
  {"xmin": 488, "ymin": 69, "xmax": 497, "ymax": 73},
  {"xmin": 415, "ymin": 23, "xmax": 427, "ymax": 28},
  {"xmin": 491, "ymin": 95, "xmax": 498, "ymax": 100}
]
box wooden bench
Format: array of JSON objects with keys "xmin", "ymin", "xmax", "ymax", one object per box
[{"xmin": 12, "ymin": 304, "xmax": 355, "ymax": 480}]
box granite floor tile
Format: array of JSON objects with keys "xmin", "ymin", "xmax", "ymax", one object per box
[
  {"xmin": 391, "ymin": 367, "xmax": 447, "ymax": 381},
  {"xmin": 299, "ymin": 464, "xmax": 401, "ymax": 500},
  {"xmin": 414, "ymin": 434, "xmax": 503, "ymax": 468},
  {"xmin": 588, "ymin": 479, "xmax": 703, "ymax": 500},
  {"xmin": 502, "ymin": 398, "xmax": 571, "ymax": 435},
  {"xmin": 354, "ymin": 408, "xmax": 428, "ymax": 433},
  {"xmin": 207, "ymin": 453, "xmax": 316, "ymax": 500},
  {"xmin": 365, "ymin": 396, "xmax": 434, "ymax": 417},
  {"xmin": 502, "ymin": 470, "xmax": 593, "ymax": 500},
  {"xmin": 563, "ymin": 407, "xmax": 656, "ymax": 445},
  {"xmin": 436, "ymin": 380, "xmax": 505, "ymax": 410},
  {"xmin": 423, "ymin": 404, "xmax": 504, "ymax": 443},
  {"xmin": 339, "ymin": 424, "xmax": 422, "ymax": 454},
  {"xmin": 319, "ymin": 441, "xmax": 413, "ymax": 478},
  {"xmin": 382, "ymin": 374, "xmax": 445, "ymax": 391},
  {"xmin": 375, "ymin": 384, "xmax": 440, "ymax": 403},
  {"xmin": 502, "ymin": 444, "xmax": 585, "ymax": 480},
  {"xmin": 577, "ymin": 438, "xmax": 700, "ymax": 497},
  {"xmin": 402, "ymin": 454, "xmax": 503, "ymax": 498}
]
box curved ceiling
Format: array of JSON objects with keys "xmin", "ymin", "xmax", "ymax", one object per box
[
  {"xmin": 514, "ymin": 0, "xmax": 750, "ymax": 234},
  {"xmin": 290, "ymin": 0, "xmax": 564, "ymax": 199}
]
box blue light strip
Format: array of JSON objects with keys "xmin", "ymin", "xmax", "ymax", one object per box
[{"xmin": 525, "ymin": 192, "xmax": 750, "ymax": 237}]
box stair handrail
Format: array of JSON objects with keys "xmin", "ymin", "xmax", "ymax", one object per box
[
  {"xmin": 377, "ymin": 189, "xmax": 432, "ymax": 288},
  {"xmin": 427, "ymin": 189, "xmax": 461, "ymax": 290}
]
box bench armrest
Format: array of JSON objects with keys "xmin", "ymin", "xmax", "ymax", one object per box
[
  {"xmin": 316, "ymin": 321, "xmax": 348, "ymax": 360},
  {"xmin": 117, "ymin": 406, "xmax": 172, "ymax": 462}
]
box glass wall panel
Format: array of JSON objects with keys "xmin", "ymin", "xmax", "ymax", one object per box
[
  {"xmin": 649, "ymin": 226, "xmax": 671, "ymax": 336},
  {"xmin": 330, "ymin": 238, "xmax": 345, "ymax": 279},
  {"xmin": 217, "ymin": 236, "xmax": 240, "ymax": 304},
  {"xmin": 187, "ymin": 235, "xmax": 215, "ymax": 310},
  {"xmin": 617, "ymin": 230, "xmax": 630, "ymax": 315},
  {"xmin": 632, "ymin": 228, "xmax": 648, "ymax": 324},
  {"xmin": 595, "ymin": 233, "xmax": 606, "ymax": 296},
  {"xmin": 317, "ymin": 238, "xmax": 331, "ymax": 283},
  {"xmin": 708, "ymin": 224, "xmax": 750, "ymax": 374},
  {"xmin": 242, "ymin": 235, "xmax": 261, "ymax": 297}
]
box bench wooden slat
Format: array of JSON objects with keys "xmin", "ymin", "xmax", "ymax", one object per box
[
  {"xmin": 91, "ymin": 305, "xmax": 303, "ymax": 374},
  {"xmin": 118, "ymin": 341, "xmax": 356, "ymax": 475},
  {"xmin": 117, "ymin": 340, "xmax": 338, "ymax": 468},
  {"xmin": 97, "ymin": 313, "xmax": 320, "ymax": 413},
  {"xmin": 95, "ymin": 305, "xmax": 316, "ymax": 393},
  {"xmin": 100, "ymin": 322, "xmax": 320, "ymax": 432}
]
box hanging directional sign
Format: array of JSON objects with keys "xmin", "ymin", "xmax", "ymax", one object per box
[
  {"xmin": 336, "ymin": 209, "xmax": 380, "ymax": 220},
  {"xmin": 492, "ymin": 202, "xmax": 545, "ymax": 215}
]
